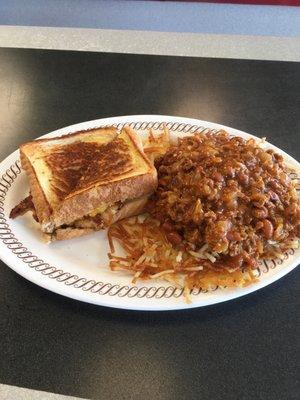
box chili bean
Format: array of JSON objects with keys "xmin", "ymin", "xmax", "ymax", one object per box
[
  {"xmin": 227, "ymin": 230, "xmax": 242, "ymax": 242},
  {"xmin": 263, "ymin": 219, "xmax": 274, "ymax": 239},
  {"xmin": 162, "ymin": 221, "xmax": 175, "ymax": 232},
  {"xmin": 166, "ymin": 232, "xmax": 182, "ymax": 245},
  {"xmin": 237, "ymin": 171, "xmax": 249, "ymax": 186},
  {"xmin": 255, "ymin": 221, "xmax": 264, "ymax": 230},
  {"xmin": 190, "ymin": 151, "xmax": 201, "ymax": 161},
  {"xmin": 251, "ymin": 193, "xmax": 267, "ymax": 207},
  {"xmin": 223, "ymin": 165, "xmax": 235, "ymax": 177},
  {"xmin": 285, "ymin": 203, "xmax": 297, "ymax": 216},
  {"xmin": 274, "ymin": 153, "xmax": 283, "ymax": 162},
  {"xmin": 268, "ymin": 179, "xmax": 282, "ymax": 192},
  {"xmin": 269, "ymin": 191, "xmax": 279, "ymax": 202},
  {"xmin": 212, "ymin": 171, "xmax": 223, "ymax": 182},
  {"xmin": 253, "ymin": 207, "xmax": 268, "ymax": 219}
]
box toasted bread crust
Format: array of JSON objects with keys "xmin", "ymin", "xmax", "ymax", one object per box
[
  {"xmin": 102, "ymin": 195, "xmax": 148, "ymax": 226},
  {"xmin": 49, "ymin": 227, "xmax": 95, "ymax": 241},
  {"xmin": 20, "ymin": 150, "xmax": 52, "ymax": 224},
  {"xmin": 21, "ymin": 126, "xmax": 117, "ymax": 145},
  {"xmin": 51, "ymin": 169, "xmax": 156, "ymax": 227}
]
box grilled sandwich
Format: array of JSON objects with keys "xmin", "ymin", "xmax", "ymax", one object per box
[{"xmin": 10, "ymin": 126, "xmax": 157, "ymax": 241}]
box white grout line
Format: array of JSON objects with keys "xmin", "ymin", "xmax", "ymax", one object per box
[
  {"xmin": 0, "ymin": 383, "xmax": 88, "ymax": 400},
  {"xmin": 0, "ymin": 25, "xmax": 299, "ymax": 62}
]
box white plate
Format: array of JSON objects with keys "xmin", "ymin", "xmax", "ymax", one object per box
[{"xmin": 0, "ymin": 115, "xmax": 299, "ymax": 311}]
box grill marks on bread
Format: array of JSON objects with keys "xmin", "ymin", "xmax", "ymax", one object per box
[{"xmin": 45, "ymin": 138, "xmax": 133, "ymax": 200}]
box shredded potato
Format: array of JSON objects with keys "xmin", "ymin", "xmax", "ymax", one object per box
[
  {"xmin": 142, "ymin": 127, "xmax": 171, "ymax": 162},
  {"xmin": 108, "ymin": 215, "xmax": 258, "ymax": 299}
]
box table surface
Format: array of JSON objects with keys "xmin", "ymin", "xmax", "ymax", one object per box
[
  {"xmin": 0, "ymin": 47, "xmax": 299, "ymax": 400},
  {"xmin": 1, "ymin": 0, "xmax": 299, "ymax": 37}
]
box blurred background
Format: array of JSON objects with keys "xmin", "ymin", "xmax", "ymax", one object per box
[{"xmin": 0, "ymin": 0, "xmax": 299, "ymax": 37}]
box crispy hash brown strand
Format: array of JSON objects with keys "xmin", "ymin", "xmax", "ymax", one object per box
[
  {"xmin": 148, "ymin": 130, "xmax": 300, "ymax": 267},
  {"xmin": 143, "ymin": 127, "xmax": 171, "ymax": 162},
  {"xmin": 108, "ymin": 215, "xmax": 257, "ymax": 300}
]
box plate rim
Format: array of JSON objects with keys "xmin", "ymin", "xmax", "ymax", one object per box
[{"xmin": 0, "ymin": 114, "xmax": 299, "ymax": 311}]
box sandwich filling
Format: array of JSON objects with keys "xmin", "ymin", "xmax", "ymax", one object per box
[{"xmin": 10, "ymin": 195, "xmax": 148, "ymax": 240}]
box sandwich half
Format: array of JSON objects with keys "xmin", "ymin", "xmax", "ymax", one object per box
[{"xmin": 10, "ymin": 126, "xmax": 157, "ymax": 241}]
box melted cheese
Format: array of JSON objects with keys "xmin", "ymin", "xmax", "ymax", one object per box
[{"xmin": 88, "ymin": 203, "xmax": 109, "ymax": 217}]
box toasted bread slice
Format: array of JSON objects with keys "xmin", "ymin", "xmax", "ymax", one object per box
[
  {"xmin": 20, "ymin": 127, "xmax": 118, "ymax": 226},
  {"xmin": 19, "ymin": 126, "xmax": 157, "ymax": 234}
]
